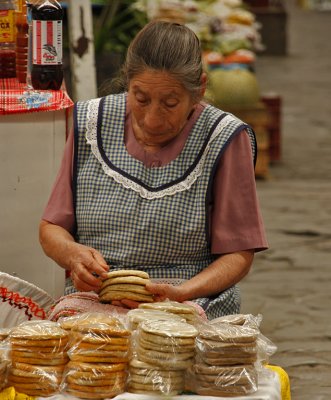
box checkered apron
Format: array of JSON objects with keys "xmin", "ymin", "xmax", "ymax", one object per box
[{"xmin": 69, "ymin": 93, "xmax": 256, "ymax": 319}]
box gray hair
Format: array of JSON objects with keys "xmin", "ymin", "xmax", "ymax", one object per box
[{"xmin": 121, "ymin": 20, "xmax": 204, "ymax": 101}]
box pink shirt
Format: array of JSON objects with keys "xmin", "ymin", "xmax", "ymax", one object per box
[{"xmin": 42, "ymin": 102, "xmax": 268, "ymax": 254}]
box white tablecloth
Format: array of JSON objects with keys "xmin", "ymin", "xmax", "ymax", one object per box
[
  {"xmin": 43, "ymin": 368, "xmax": 281, "ymax": 400},
  {"xmin": 112, "ymin": 368, "xmax": 281, "ymax": 400}
]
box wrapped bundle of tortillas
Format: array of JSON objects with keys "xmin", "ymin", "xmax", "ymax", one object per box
[
  {"xmin": 187, "ymin": 321, "xmax": 259, "ymax": 396},
  {"xmin": 99, "ymin": 270, "xmax": 154, "ymax": 304},
  {"xmin": 128, "ymin": 319, "xmax": 198, "ymax": 395},
  {"xmin": 7, "ymin": 320, "xmax": 69, "ymax": 397},
  {"xmin": 62, "ymin": 312, "xmax": 130, "ymax": 399}
]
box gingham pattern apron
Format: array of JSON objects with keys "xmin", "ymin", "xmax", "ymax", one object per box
[{"xmin": 69, "ymin": 93, "xmax": 256, "ymax": 319}]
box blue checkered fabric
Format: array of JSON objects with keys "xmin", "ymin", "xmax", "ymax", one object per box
[{"xmin": 71, "ymin": 93, "xmax": 256, "ymax": 319}]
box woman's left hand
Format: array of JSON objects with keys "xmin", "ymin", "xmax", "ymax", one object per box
[{"xmin": 110, "ymin": 282, "xmax": 181, "ymax": 309}]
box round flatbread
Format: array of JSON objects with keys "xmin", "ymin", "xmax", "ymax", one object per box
[
  {"xmin": 101, "ymin": 276, "xmax": 150, "ymax": 288},
  {"xmin": 140, "ymin": 319, "xmax": 198, "ymax": 338},
  {"xmin": 99, "ymin": 283, "xmax": 151, "ymax": 297},
  {"xmin": 104, "ymin": 270, "xmax": 150, "ymax": 279},
  {"xmin": 12, "ymin": 362, "xmax": 65, "ymax": 374},
  {"xmin": 127, "ymin": 308, "xmax": 184, "ymax": 330},
  {"xmin": 99, "ymin": 290, "xmax": 154, "ymax": 303},
  {"xmin": 67, "ymin": 361, "xmax": 127, "ymax": 373},
  {"xmin": 74, "ymin": 341, "xmax": 128, "ymax": 352},
  {"xmin": 197, "ymin": 337, "xmax": 256, "ymax": 350},
  {"xmin": 139, "ymin": 300, "xmax": 196, "ymax": 315},
  {"xmin": 137, "ymin": 346, "xmax": 194, "ymax": 362},
  {"xmin": 72, "ymin": 322, "xmax": 130, "ymax": 337},
  {"xmin": 139, "ymin": 337, "xmax": 193, "ymax": 353},
  {"xmin": 67, "ymin": 382, "xmax": 124, "ymax": 393},
  {"xmin": 66, "ymin": 374, "xmax": 126, "ymax": 386},
  {"xmin": 67, "ymin": 369, "xmax": 126, "ymax": 381},
  {"xmin": 130, "ymin": 372, "xmax": 184, "ymax": 386},
  {"xmin": 10, "ymin": 320, "xmax": 68, "ymax": 340},
  {"xmin": 69, "ymin": 353, "xmax": 129, "ymax": 363},
  {"xmin": 140, "ymin": 331, "xmax": 195, "ymax": 347},
  {"xmin": 71, "ymin": 331, "xmax": 130, "ymax": 345},
  {"xmin": 138, "ymin": 353, "xmax": 193, "ymax": 370},
  {"xmin": 198, "ymin": 323, "xmax": 258, "ymax": 343},
  {"xmin": 129, "ymin": 366, "xmax": 183, "ymax": 379}
]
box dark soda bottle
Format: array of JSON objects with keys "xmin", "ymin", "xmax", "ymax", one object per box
[
  {"xmin": 31, "ymin": 0, "xmax": 63, "ymax": 90},
  {"xmin": 0, "ymin": 0, "xmax": 16, "ymax": 79}
]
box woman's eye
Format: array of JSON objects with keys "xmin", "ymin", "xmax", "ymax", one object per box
[
  {"xmin": 165, "ymin": 102, "xmax": 178, "ymax": 108},
  {"xmin": 136, "ymin": 96, "xmax": 148, "ymax": 105}
]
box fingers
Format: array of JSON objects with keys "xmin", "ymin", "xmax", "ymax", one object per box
[
  {"xmin": 145, "ymin": 282, "xmax": 167, "ymax": 295},
  {"xmin": 90, "ymin": 250, "xmax": 109, "ymax": 277},
  {"xmin": 110, "ymin": 299, "xmax": 139, "ymax": 309},
  {"xmin": 87, "ymin": 250, "xmax": 109, "ymax": 279},
  {"xmin": 71, "ymin": 263, "xmax": 103, "ymax": 292}
]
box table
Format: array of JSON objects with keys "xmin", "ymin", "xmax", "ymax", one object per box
[
  {"xmin": 37, "ymin": 366, "xmax": 290, "ymax": 400},
  {"xmin": 0, "ymin": 78, "xmax": 73, "ymax": 299}
]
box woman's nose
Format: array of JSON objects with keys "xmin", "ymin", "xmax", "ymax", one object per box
[{"xmin": 144, "ymin": 106, "xmax": 164, "ymax": 131}]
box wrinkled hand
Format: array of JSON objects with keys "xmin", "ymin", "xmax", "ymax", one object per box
[
  {"xmin": 67, "ymin": 242, "xmax": 109, "ymax": 292},
  {"xmin": 145, "ymin": 282, "xmax": 184, "ymax": 302},
  {"xmin": 110, "ymin": 282, "xmax": 183, "ymax": 309}
]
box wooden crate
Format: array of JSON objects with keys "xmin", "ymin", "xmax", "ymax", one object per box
[
  {"xmin": 228, "ymin": 102, "xmax": 271, "ymax": 179},
  {"xmin": 261, "ymin": 93, "xmax": 282, "ymax": 162}
]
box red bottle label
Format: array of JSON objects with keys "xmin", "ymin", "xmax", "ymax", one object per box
[
  {"xmin": 32, "ymin": 20, "xmax": 62, "ymax": 65},
  {"xmin": 0, "ymin": 10, "xmax": 15, "ymax": 43}
]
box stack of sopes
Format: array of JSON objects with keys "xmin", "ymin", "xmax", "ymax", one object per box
[
  {"xmin": 186, "ymin": 314, "xmax": 261, "ymax": 396},
  {"xmin": 0, "ymin": 328, "xmax": 10, "ymax": 390},
  {"xmin": 127, "ymin": 307, "xmax": 186, "ymax": 331},
  {"xmin": 60, "ymin": 312, "xmax": 131, "ymax": 399},
  {"xmin": 138, "ymin": 299, "xmax": 199, "ymax": 325},
  {"xmin": 128, "ymin": 319, "xmax": 198, "ymax": 396},
  {"xmin": 99, "ymin": 270, "xmax": 154, "ymax": 304},
  {"xmin": 7, "ymin": 320, "xmax": 69, "ymax": 397}
]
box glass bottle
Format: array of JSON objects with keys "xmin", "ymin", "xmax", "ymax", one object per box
[{"xmin": 0, "ymin": 0, "xmax": 16, "ymax": 78}]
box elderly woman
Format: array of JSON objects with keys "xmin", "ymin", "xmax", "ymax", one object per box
[{"xmin": 39, "ymin": 20, "xmax": 267, "ymax": 320}]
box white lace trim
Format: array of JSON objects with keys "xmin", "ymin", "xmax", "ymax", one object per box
[{"xmin": 86, "ymin": 98, "xmax": 235, "ymax": 200}]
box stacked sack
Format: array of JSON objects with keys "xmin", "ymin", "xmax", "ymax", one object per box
[
  {"xmin": 139, "ymin": 300, "xmax": 199, "ymax": 325},
  {"xmin": 187, "ymin": 315, "xmax": 260, "ymax": 396},
  {"xmin": 129, "ymin": 319, "xmax": 198, "ymax": 396},
  {"xmin": 62, "ymin": 312, "xmax": 131, "ymax": 399},
  {"xmin": 7, "ymin": 320, "xmax": 69, "ymax": 397}
]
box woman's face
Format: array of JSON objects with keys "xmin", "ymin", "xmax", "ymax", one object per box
[{"xmin": 127, "ymin": 69, "xmax": 197, "ymax": 151}]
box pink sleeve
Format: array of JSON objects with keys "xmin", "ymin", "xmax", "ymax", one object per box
[
  {"xmin": 41, "ymin": 130, "xmax": 75, "ymax": 233},
  {"xmin": 210, "ymin": 130, "xmax": 268, "ymax": 254}
]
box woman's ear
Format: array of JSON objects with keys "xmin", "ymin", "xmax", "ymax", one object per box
[{"xmin": 200, "ymin": 72, "xmax": 207, "ymax": 98}]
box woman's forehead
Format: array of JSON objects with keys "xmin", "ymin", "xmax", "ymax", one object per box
[{"xmin": 129, "ymin": 70, "xmax": 187, "ymax": 95}]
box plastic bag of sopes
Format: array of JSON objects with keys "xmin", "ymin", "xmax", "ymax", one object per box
[
  {"xmin": 7, "ymin": 320, "xmax": 69, "ymax": 397},
  {"xmin": 0, "ymin": 330, "xmax": 11, "ymax": 391},
  {"xmin": 126, "ymin": 308, "xmax": 186, "ymax": 331},
  {"xmin": 62, "ymin": 312, "xmax": 131, "ymax": 399},
  {"xmin": 128, "ymin": 319, "xmax": 198, "ymax": 396},
  {"xmin": 138, "ymin": 300, "xmax": 200, "ymax": 325},
  {"xmin": 186, "ymin": 320, "xmax": 259, "ymax": 396}
]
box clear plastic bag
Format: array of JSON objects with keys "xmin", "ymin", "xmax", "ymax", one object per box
[
  {"xmin": 61, "ymin": 312, "xmax": 131, "ymax": 399},
  {"xmin": 7, "ymin": 320, "xmax": 69, "ymax": 397}
]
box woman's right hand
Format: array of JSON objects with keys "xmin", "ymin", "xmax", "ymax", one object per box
[
  {"xmin": 66, "ymin": 242, "xmax": 109, "ymax": 292},
  {"xmin": 39, "ymin": 220, "xmax": 109, "ymax": 292}
]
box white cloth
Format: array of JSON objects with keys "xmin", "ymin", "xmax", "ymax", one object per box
[
  {"xmin": 41, "ymin": 368, "xmax": 281, "ymax": 400},
  {"xmin": 111, "ymin": 369, "xmax": 281, "ymax": 400},
  {"xmin": 0, "ymin": 272, "xmax": 54, "ymax": 328}
]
